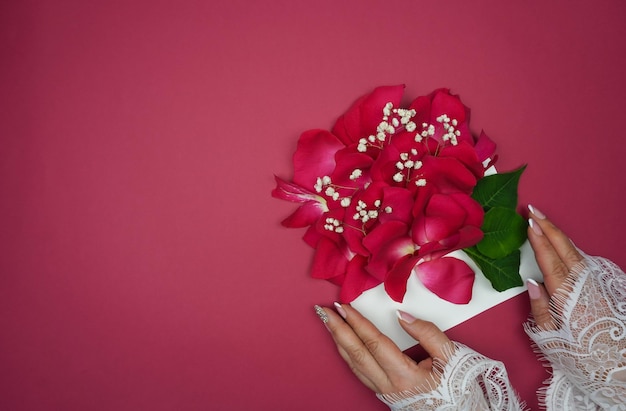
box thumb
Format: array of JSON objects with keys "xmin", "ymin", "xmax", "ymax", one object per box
[
  {"xmin": 397, "ymin": 311, "xmax": 451, "ymax": 361},
  {"xmin": 527, "ymin": 279, "xmax": 555, "ymax": 330}
]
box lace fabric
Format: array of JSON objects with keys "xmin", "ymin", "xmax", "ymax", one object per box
[
  {"xmin": 377, "ymin": 256, "xmax": 626, "ymax": 411},
  {"xmin": 525, "ymin": 256, "xmax": 626, "ymax": 410},
  {"xmin": 376, "ymin": 343, "xmax": 526, "ymax": 410}
]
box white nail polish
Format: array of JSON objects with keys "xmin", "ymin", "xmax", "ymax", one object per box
[
  {"xmin": 333, "ymin": 302, "xmax": 347, "ymax": 319},
  {"xmin": 529, "ymin": 218, "xmax": 543, "ymax": 236},
  {"xmin": 528, "ymin": 204, "xmax": 546, "ymax": 219}
]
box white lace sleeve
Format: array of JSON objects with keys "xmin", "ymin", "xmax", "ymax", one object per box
[
  {"xmin": 376, "ymin": 343, "xmax": 526, "ymax": 410},
  {"xmin": 524, "ymin": 256, "xmax": 626, "ymax": 410}
]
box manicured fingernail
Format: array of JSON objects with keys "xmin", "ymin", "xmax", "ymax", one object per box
[
  {"xmin": 529, "ymin": 218, "xmax": 543, "ymax": 236},
  {"xmin": 333, "ymin": 302, "xmax": 347, "ymax": 319},
  {"xmin": 396, "ymin": 310, "xmax": 417, "ymax": 324},
  {"xmin": 527, "ymin": 279, "xmax": 541, "ymax": 299},
  {"xmin": 314, "ymin": 305, "xmax": 329, "ymax": 325},
  {"xmin": 528, "ymin": 204, "xmax": 546, "ymax": 219}
]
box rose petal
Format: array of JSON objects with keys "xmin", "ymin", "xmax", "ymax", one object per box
[
  {"xmin": 438, "ymin": 141, "xmax": 485, "ymax": 179},
  {"xmin": 413, "ymin": 193, "xmax": 467, "ymax": 244},
  {"xmin": 341, "ymin": 181, "xmax": 387, "ymax": 256},
  {"xmin": 363, "ymin": 221, "xmax": 413, "ymax": 281},
  {"xmin": 313, "ymin": 207, "xmax": 347, "ymax": 243},
  {"xmin": 311, "ymin": 237, "xmax": 350, "ymax": 280},
  {"xmin": 280, "ymin": 201, "xmax": 326, "ymax": 227},
  {"xmin": 448, "ymin": 193, "xmax": 484, "ymax": 228},
  {"xmin": 474, "ymin": 130, "xmax": 497, "ymax": 163},
  {"xmin": 303, "ymin": 225, "xmax": 321, "ymax": 248},
  {"xmin": 431, "ymin": 89, "xmax": 466, "ymax": 121},
  {"xmin": 272, "ymin": 176, "xmax": 329, "ymax": 227},
  {"xmin": 293, "ymin": 129, "xmax": 345, "ymax": 189},
  {"xmin": 438, "ymin": 226, "xmax": 484, "ymax": 251},
  {"xmin": 363, "ymin": 220, "xmax": 408, "ymax": 256},
  {"xmin": 420, "ymin": 156, "xmax": 477, "ymax": 194},
  {"xmin": 271, "ymin": 175, "xmax": 324, "ymax": 203},
  {"xmin": 332, "ymin": 85, "xmax": 405, "ymax": 145},
  {"xmin": 429, "ymin": 90, "xmax": 471, "ymax": 144},
  {"xmin": 368, "ymin": 142, "xmax": 402, "ymax": 183},
  {"xmin": 379, "ymin": 187, "xmax": 414, "ymax": 224},
  {"xmin": 331, "ymin": 149, "xmax": 374, "ymax": 189},
  {"xmin": 339, "ymin": 255, "xmax": 382, "ymax": 303},
  {"xmin": 383, "ymin": 254, "xmax": 421, "ymax": 302},
  {"xmin": 415, "ymin": 257, "xmax": 475, "ymax": 304},
  {"xmin": 408, "ymin": 95, "xmax": 431, "ymax": 127}
]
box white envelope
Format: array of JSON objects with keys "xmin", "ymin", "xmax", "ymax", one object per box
[{"xmin": 351, "ymin": 239, "xmax": 543, "ymax": 351}]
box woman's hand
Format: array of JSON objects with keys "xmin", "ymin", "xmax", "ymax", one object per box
[
  {"xmin": 526, "ymin": 204, "xmax": 584, "ymax": 330},
  {"xmin": 314, "ymin": 303, "xmax": 451, "ymax": 395}
]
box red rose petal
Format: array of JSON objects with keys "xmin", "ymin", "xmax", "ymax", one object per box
[
  {"xmin": 364, "ymin": 221, "xmax": 413, "ymax": 281},
  {"xmin": 293, "ymin": 129, "xmax": 345, "ymax": 189},
  {"xmin": 339, "ymin": 255, "xmax": 381, "ymax": 303},
  {"xmin": 311, "ymin": 237, "xmax": 350, "ymax": 280},
  {"xmin": 332, "ymin": 85, "xmax": 405, "ymax": 145},
  {"xmin": 383, "ymin": 254, "xmax": 421, "ymax": 302},
  {"xmin": 474, "ymin": 130, "xmax": 497, "ymax": 163},
  {"xmin": 415, "ymin": 257, "xmax": 475, "ymax": 304}
]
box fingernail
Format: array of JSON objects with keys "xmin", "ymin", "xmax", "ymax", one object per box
[
  {"xmin": 314, "ymin": 305, "xmax": 329, "ymax": 326},
  {"xmin": 528, "ymin": 204, "xmax": 546, "ymax": 219},
  {"xmin": 529, "ymin": 218, "xmax": 543, "ymax": 236},
  {"xmin": 527, "ymin": 279, "xmax": 541, "ymax": 299},
  {"xmin": 396, "ymin": 310, "xmax": 417, "ymax": 324},
  {"xmin": 333, "ymin": 302, "xmax": 347, "ymax": 319}
]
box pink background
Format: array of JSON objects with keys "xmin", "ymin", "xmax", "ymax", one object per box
[{"xmin": 2, "ymin": 1, "xmax": 625, "ymax": 410}]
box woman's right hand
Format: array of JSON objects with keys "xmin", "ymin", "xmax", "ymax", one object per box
[
  {"xmin": 315, "ymin": 303, "xmax": 451, "ymax": 396},
  {"xmin": 526, "ymin": 204, "xmax": 584, "ymax": 330}
]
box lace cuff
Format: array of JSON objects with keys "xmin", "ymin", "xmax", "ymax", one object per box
[
  {"xmin": 525, "ymin": 256, "xmax": 626, "ymax": 409},
  {"xmin": 376, "ymin": 343, "xmax": 525, "ymax": 410}
]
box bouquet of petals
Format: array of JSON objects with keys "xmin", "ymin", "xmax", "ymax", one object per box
[{"xmin": 273, "ymin": 85, "xmax": 527, "ymax": 304}]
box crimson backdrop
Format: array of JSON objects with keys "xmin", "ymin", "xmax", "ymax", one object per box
[{"xmin": 2, "ymin": 1, "xmax": 626, "ymax": 410}]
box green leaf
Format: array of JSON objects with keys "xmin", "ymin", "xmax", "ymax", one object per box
[
  {"xmin": 477, "ymin": 207, "xmax": 527, "ymax": 259},
  {"xmin": 465, "ymin": 247, "xmax": 523, "ymax": 291},
  {"xmin": 472, "ymin": 165, "xmax": 526, "ymax": 210}
]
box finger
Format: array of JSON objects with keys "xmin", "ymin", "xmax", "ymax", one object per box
[
  {"xmin": 527, "ymin": 219, "xmax": 569, "ymax": 295},
  {"xmin": 528, "ymin": 205, "xmax": 583, "ymax": 295},
  {"xmin": 526, "ymin": 279, "xmax": 556, "ymax": 330},
  {"xmin": 335, "ymin": 304, "xmax": 439, "ymax": 394},
  {"xmin": 336, "ymin": 344, "xmax": 378, "ymax": 391},
  {"xmin": 338, "ymin": 303, "xmax": 412, "ymax": 374},
  {"xmin": 337, "ymin": 337, "xmax": 430, "ymax": 395},
  {"xmin": 528, "ymin": 205, "xmax": 583, "ymax": 270},
  {"xmin": 315, "ymin": 305, "xmax": 388, "ymax": 390},
  {"xmin": 396, "ymin": 311, "xmax": 451, "ymax": 362}
]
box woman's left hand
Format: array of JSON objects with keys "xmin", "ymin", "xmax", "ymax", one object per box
[{"xmin": 315, "ymin": 303, "xmax": 451, "ymax": 395}]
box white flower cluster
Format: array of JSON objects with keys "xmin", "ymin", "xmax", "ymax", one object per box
[
  {"xmin": 357, "ymin": 102, "xmax": 418, "ymax": 152},
  {"xmin": 323, "ymin": 217, "xmax": 344, "ymax": 234},
  {"xmin": 314, "ymin": 103, "xmax": 465, "ymax": 233},
  {"xmin": 417, "ymin": 123, "xmax": 435, "ymax": 142},
  {"xmin": 314, "ymin": 175, "xmax": 352, "ymax": 207},
  {"xmin": 436, "ymin": 114, "xmax": 461, "ymax": 145},
  {"xmin": 314, "ymin": 175, "xmax": 341, "ymax": 200},
  {"xmin": 349, "ymin": 169, "xmax": 362, "ymax": 181},
  {"xmin": 352, "ymin": 199, "xmax": 392, "ymax": 224},
  {"xmin": 393, "ymin": 150, "xmax": 424, "ymax": 184}
]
